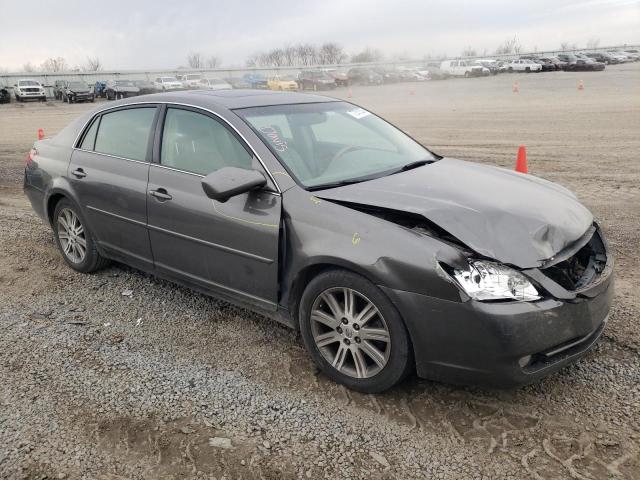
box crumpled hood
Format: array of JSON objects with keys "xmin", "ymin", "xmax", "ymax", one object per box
[{"xmin": 315, "ymin": 158, "xmax": 593, "ymax": 268}]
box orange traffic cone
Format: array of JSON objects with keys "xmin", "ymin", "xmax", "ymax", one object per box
[
  {"xmin": 578, "ymin": 80, "xmax": 584, "ymax": 91},
  {"xmin": 512, "ymin": 81, "xmax": 520, "ymax": 93},
  {"xmin": 515, "ymin": 145, "xmax": 528, "ymax": 173},
  {"xmin": 347, "ymin": 87, "xmax": 353, "ymax": 98},
  {"xmin": 37, "ymin": 128, "xmax": 44, "ymax": 140}
]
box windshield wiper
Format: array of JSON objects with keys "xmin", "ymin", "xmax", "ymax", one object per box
[
  {"xmin": 400, "ymin": 159, "xmax": 435, "ymax": 171},
  {"xmin": 308, "ymin": 178, "xmax": 368, "ymax": 191}
]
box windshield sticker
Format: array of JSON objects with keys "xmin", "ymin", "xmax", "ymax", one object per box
[
  {"xmin": 259, "ymin": 126, "xmax": 288, "ymax": 152},
  {"xmin": 346, "ymin": 108, "xmax": 371, "ymax": 119}
]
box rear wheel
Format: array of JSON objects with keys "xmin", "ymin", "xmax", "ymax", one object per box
[
  {"xmin": 299, "ymin": 269, "xmax": 413, "ymax": 393},
  {"xmin": 53, "ymin": 199, "xmax": 108, "ymax": 273}
]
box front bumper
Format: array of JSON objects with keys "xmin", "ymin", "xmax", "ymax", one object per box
[{"xmin": 382, "ymin": 263, "xmax": 614, "ymax": 388}]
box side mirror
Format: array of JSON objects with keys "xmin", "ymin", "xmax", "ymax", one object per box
[{"xmin": 201, "ymin": 167, "xmax": 267, "ymax": 203}]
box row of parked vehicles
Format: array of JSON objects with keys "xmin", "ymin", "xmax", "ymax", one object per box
[{"xmin": 2, "ymin": 49, "xmax": 637, "ymax": 104}]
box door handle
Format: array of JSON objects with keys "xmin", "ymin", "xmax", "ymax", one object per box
[
  {"xmin": 72, "ymin": 168, "xmax": 87, "ymax": 178},
  {"xmin": 149, "ymin": 188, "xmax": 172, "ymax": 201}
]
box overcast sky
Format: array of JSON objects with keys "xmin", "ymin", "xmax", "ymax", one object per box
[{"xmin": 1, "ymin": 0, "xmax": 639, "ymax": 71}]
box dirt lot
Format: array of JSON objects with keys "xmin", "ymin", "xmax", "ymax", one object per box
[{"xmin": 1, "ymin": 64, "xmax": 639, "ymax": 480}]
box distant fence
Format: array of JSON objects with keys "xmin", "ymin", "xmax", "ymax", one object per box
[{"xmin": 1, "ymin": 44, "xmax": 638, "ymax": 91}]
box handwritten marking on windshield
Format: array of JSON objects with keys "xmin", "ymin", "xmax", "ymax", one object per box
[{"xmin": 259, "ymin": 126, "xmax": 288, "ymax": 152}]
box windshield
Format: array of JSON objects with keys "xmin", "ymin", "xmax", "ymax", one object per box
[
  {"xmin": 68, "ymin": 82, "xmax": 86, "ymax": 89},
  {"xmin": 162, "ymin": 77, "xmax": 178, "ymax": 82},
  {"xmin": 19, "ymin": 80, "xmax": 39, "ymax": 86},
  {"xmin": 116, "ymin": 81, "xmax": 135, "ymax": 86},
  {"xmin": 237, "ymin": 102, "xmax": 435, "ymax": 189}
]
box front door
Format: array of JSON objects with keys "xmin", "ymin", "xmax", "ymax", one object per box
[
  {"xmin": 68, "ymin": 105, "xmax": 159, "ymax": 271},
  {"xmin": 146, "ymin": 106, "xmax": 281, "ymax": 310}
]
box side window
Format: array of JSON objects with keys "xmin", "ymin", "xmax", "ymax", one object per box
[
  {"xmin": 160, "ymin": 108, "xmax": 253, "ymax": 176},
  {"xmin": 94, "ymin": 107, "xmax": 156, "ymax": 161},
  {"xmin": 79, "ymin": 117, "xmax": 100, "ymax": 150}
]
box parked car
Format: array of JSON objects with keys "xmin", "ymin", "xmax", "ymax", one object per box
[
  {"xmin": 23, "ymin": 90, "xmax": 613, "ymax": 393},
  {"xmin": 372, "ymin": 67, "xmax": 401, "ymax": 83},
  {"xmin": 606, "ymin": 51, "xmax": 631, "ymax": 63},
  {"xmin": 198, "ymin": 78, "xmax": 233, "ymax": 90},
  {"xmin": 538, "ymin": 57, "xmax": 567, "ymax": 70},
  {"xmin": 133, "ymin": 80, "xmax": 158, "ymax": 95},
  {"xmin": 618, "ymin": 50, "xmax": 640, "ymax": 61},
  {"xmin": 94, "ymin": 81, "xmax": 108, "ymax": 98},
  {"xmin": 267, "ymin": 75, "xmax": 298, "ymax": 91},
  {"xmin": 154, "ymin": 76, "xmax": 183, "ymax": 91},
  {"xmin": 224, "ymin": 77, "xmax": 251, "ymax": 89},
  {"xmin": 557, "ymin": 54, "xmax": 605, "ymax": 71},
  {"xmin": 396, "ymin": 67, "xmax": 427, "ymax": 81},
  {"xmin": 13, "ymin": 79, "xmax": 46, "ymax": 102},
  {"xmin": 530, "ymin": 57, "xmax": 557, "ymax": 72},
  {"xmin": 0, "ymin": 81, "xmax": 11, "ymax": 103},
  {"xmin": 440, "ymin": 59, "xmax": 486, "ymax": 77},
  {"xmin": 243, "ymin": 73, "xmax": 268, "ymax": 89},
  {"xmin": 473, "ymin": 59, "xmax": 500, "ymax": 75},
  {"xmin": 585, "ymin": 52, "xmax": 618, "ymax": 64},
  {"xmin": 507, "ymin": 59, "xmax": 542, "ymax": 72},
  {"xmin": 105, "ymin": 80, "xmax": 140, "ymax": 100},
  {"xmin": 298, "ymin": 70, "xmax": 337, "ymax": 91},
  {"xmin": 178, "ymin": 73, "xmax": 203, "ymax": 88},
  {"xmin": 423, "ymin": 62, "xmax": 450, "ymax": 80},
  {"xmin": 61, "ymin": 81, "xmax": 94, "ymax": 103},
  {"xmin": 324, "ymin": 69, "xmax": 349, "ymax": 86},
  {"xmin": 346, "ymin": 67, "xmax": 383, "ymax": 85}
]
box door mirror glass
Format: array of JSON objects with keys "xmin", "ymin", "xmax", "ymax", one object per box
[{"xmin": 201, "ymin": 167, "xmax": 267, "ymax": 203}]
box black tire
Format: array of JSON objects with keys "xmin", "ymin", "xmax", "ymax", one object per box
[
  {"xmin": 299, "ymin": 269, "xmax": 413, "ymax": 393},
  {"xmin": 15, "ymin": 95, "xmax": 21, "ymax": 102},
  {"xmin": 464, "ymin": 71, "xmax": 469, "ymax": 78},
  {"xmin": 53, "ymin": 198, "xmax": 109, "ymax": 273}
]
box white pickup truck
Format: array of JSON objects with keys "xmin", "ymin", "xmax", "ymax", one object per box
[
  {"xmin": 440, "ymin": 60, "xmax": 487, "ymax": 77},
  {"xmin": 507, "ymin": 59, "xmax": 542, "ymax": 72},
  {"xmin": 14, "ymin": 79, "xmax": 46, "ymax": 102}
]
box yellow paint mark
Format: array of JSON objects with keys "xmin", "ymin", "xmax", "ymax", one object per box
[
  {"xmin": 272, "ymin": 171, "xmax": 291, "ymax": 177},
  {"xmin": 211, "ymin": 201, "xmax": 278, "ymax": 228},
  {"xmin": 352, "ymin": 232, "xmax": 361, "ymax": 245},
  {"xmin": 310, "ymin": 196, "xmax": 321, "ymax": 205}
]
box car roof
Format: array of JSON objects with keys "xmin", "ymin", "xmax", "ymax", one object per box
[{"xmin": 125, "ymin": 89, "xmax": 339, "ymax": 110}]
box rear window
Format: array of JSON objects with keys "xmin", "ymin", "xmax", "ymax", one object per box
[{"xmin": 93, "ymin": 108, "xmax": 156, "ymax": 161}]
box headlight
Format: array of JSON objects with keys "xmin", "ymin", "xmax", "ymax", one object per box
[{"xmin": 451, "ymin": 260, "xmax": 540, "ymax": 302}]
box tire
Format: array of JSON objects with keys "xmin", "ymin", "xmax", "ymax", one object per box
[
  {"xmin": 15, "ymin": 95, "xmax": 21, "ymax": 102},
  {"xmin": 525, "ymin": 67, "xmax": 530, "ymax": 72},
  {"xmin": 299, "ymin": 269, "xmax": 413, "ymax": 393},
  {"xmin": 53, "ymin": 198, "xmax": 109, "ymax": 273},
  {"xmin": 464, "ymin": 71, "xmax": 469, "ymax": 78}
]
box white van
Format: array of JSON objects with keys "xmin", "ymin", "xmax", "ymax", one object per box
[{"xmin": 440, "ymin": 60, "xmax": 486, "ymax": 77}]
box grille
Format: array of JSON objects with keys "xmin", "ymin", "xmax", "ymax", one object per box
[
  {"xmin": 24, "ymin": 87, "xmax": 40, "ymax": 92},
  {"xmin": 542, "ymin": 227, "xmax": 607, "ymax": 291}
]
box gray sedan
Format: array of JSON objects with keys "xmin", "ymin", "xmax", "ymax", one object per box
[{"xmin": 23, "ymin": 91, "xmax": 613, "ymax": 392}]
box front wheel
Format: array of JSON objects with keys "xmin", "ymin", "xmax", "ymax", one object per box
[
  {"xmin": 299, "ymin": 270, "xmax": 413, "ymax": 393},
  {"xmin": 53, "ymin": 199, "xmax": 109, "ymax": 273}
]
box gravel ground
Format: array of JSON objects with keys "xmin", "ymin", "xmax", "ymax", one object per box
[{"xmin": 0, "ymin": 64, "xmax": 639, "ymax": 479}]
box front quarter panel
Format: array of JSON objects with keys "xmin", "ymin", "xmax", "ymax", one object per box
[{"xmin": 281, "ymin": 186, "xmax": 466, "ymax": 313}]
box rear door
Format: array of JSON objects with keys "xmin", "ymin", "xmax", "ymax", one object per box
[
  {"xmin": 69, "ymin": 105, "xmax": 159, "ymax": 271},
  {"xmin": 146, "ymin": 105, "xmax": 281, "ymax": 311}
]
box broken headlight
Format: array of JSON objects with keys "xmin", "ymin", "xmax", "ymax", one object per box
[{"xmin": 452, "ymin": 260, "xmax": 540, "ymax": 302}]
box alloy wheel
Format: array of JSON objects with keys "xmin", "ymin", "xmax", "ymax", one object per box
[
  {"xmin": 310, "ymin": 287, "xmax": 391, "ymax": 379},
  {"xmin": 57, "ymin": 208, "xmax": 87, "ymax": 263}
]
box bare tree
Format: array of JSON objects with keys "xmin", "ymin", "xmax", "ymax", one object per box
[
  {"xmin": 23, "ymin": 62, "xmax": 36, "ymax": 72},
  {"xmin": 319, "ymin": 42, "xmax": 346, "ymax": 64},
  {"xmin": 205, "ymin": 56, "xmax": 220, "ymax": 68},
  {"xmin": 461, "ymin": 46, "xmax": 477, "ymax": 57},
  {"xmin": 586, "ymin": 37, "xmax": 600, "ymax": 49},
  {"xmin": 187, "ymin": 52, "xmax": 202, "ymax": 69},
  {"xmin": 351, "ymin": 47, "xmax": 383, "ymax": 63},
  {"xmin": 40, "ymin": 57, "xmax": 68, "ymax": 72},
  {"xmin": 560, "ymin": 42, "xmax": 578, "ymax": 51},
  {"xmin": 494, "ymin": 36, "xmax": 521, "ymax": 55},
  {"xmin": 84, "ymin": 56, "xmax": 102, "ymax": 71}
]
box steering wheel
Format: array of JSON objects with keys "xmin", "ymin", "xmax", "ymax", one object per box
[{"xmin": 328, "ymin": 145, "xmax": 365, "ymax": 166}]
